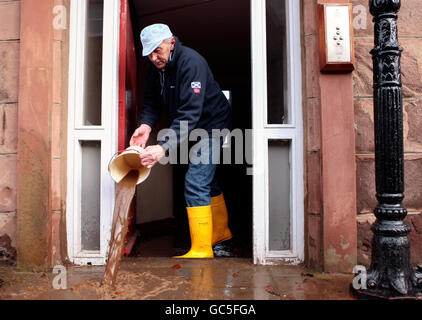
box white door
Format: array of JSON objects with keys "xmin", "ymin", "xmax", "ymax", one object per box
[
  {"xmin": 66, "ymin": 0, "xmax": 120, "ymax": 265},
  {"xmin": 251, "ymin": 0, "xmax": 304, "ymax": 264}
]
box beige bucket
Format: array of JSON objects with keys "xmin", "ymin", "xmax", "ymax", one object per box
[{"xmin": 108, "ymin": 146, "xmax": 151, "ymax": 185}]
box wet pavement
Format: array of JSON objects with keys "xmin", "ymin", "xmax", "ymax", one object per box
[{"xmin": 0, "ymin": 258, "xmax": 355, "ymax": 300}]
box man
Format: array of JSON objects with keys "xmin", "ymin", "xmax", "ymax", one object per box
[{"xmin": 130, "ymin": 24, "xmax": 232, "ymax": 258}]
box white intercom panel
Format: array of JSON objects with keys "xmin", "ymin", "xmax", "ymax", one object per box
[{"xmin": 318, "ymin": 4, "xmax": 355, "ymax": 72}]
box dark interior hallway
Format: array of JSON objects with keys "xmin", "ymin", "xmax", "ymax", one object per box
[{"xmin": 127, "ymin": 0, "xmax": 252, "ymax": 258}]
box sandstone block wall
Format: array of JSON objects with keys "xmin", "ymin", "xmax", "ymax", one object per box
[
  {"xmin": 352, "ymin": 0, "xmax": 422, "ymax": 266},
  {"xmin": 303, "ymin": 0, "xmax": 324, "ymax": 271},
  {"xmin": 0, "ymin": 0, "xmax": 20, "ymax": 262}
]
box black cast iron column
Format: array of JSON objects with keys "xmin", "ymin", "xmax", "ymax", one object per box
[{"xmin": 353, "ymin": 0, "xmax": 422, "ymax": 299}]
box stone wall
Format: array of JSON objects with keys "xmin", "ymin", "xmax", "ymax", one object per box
[
  {"xmin": 352, "ymin": 0, "xmax": 422, "ymax": 266},
  {"xmin": 303, "ymin": 0, "xmax": 357, "ymax": 273},
  {"xmin": 303, "ymin": 0, "xmax": 324, "ymax": 271},
  {"xmin": 16, "ymin": 0, "xmax": 70, "ymax": 267},
  {"xmin": 0, "ymin": 0, "xmax": 20, "ymax": 264},
  {"xmin": 0, "ymin": 0, "xmax": 69, "ymax": 267}
]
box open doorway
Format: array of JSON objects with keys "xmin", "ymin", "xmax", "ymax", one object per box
[{"xmin": 128, "ymin": 0, "xmax": 252, "ymax": 258}]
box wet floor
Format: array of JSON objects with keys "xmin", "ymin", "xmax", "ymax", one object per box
[
  {"xmin": 131, "ymin": 218, "xmax": 252, "ymax": 259},
  {"xmin": 0, "ymin": 258, "xmax": 354, "ymax": 300},
  {"xmin": 132, "ymin": 232, "xmax": 252, "ymax": 259}
]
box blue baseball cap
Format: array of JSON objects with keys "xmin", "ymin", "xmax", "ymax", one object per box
[{"xmin": 140, "ymin": 24, "xmax": 173, "ymax": 56}]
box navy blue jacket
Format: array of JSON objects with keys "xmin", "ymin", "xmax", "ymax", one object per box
[{"xmin": 139, "ymin": 37, "xmax": 232, "ymax": 153}]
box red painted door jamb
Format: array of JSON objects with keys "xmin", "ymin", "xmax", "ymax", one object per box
[{"xmin": 119, "ymin": 0, "xmax": 138, "ymax": 256}]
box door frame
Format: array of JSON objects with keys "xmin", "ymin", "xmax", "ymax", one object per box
[
  {"xmin": 251, "ymin": 0, "xmax": 304, "ymax": 265},
  {"xmin": 66, "ymin": 0, "xmax": 304, "ymax": 266},
  {"xmin": 66, "ymin": 0, "xmax": 120, "ymax": 265}
]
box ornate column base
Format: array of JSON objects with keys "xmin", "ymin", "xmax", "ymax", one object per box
[{"xmin": 350, "ymin": 212, "xmax": 422, "ymax": 299}]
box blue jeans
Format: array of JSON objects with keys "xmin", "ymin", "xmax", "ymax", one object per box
[{"xmin": 184, "ymin": 138, "xmax": 222, "ymax": 207}]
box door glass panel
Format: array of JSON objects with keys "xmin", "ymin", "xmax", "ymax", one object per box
[
  {"xmin": 266, "ymin": 0, "xmax": 288, "ymax": 124},
  {"xmin": 83, "ymin": 0, "xmax": 104, "ymax": 126},
  {"xmin": 80, "ymin": 140, "xmax": 101, "ymax": 250},
  {"xmin": 268, "ymin": 139, "xmax": 291, "ymax": 251}
]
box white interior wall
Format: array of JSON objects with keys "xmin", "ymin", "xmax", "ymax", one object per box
[{"xmin": 136, "ymin": 117, "xmax": 174, "ymax": 224}]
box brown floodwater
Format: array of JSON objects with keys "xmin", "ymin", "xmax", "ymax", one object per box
[{"xmin": 102, "ymin": 170, "xmax": 139, "ymax": 287}]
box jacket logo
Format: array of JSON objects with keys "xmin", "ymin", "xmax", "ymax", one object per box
[{"xmin": 191, "ymin": 82, "xmax": 201, "ymax": 94}]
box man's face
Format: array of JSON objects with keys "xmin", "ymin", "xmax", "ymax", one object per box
[{"xmin": 148, "ymin": 37, "xmax": 175, "ymax": 70}]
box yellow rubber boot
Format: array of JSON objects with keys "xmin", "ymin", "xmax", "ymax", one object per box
[
  {"xmin": 173, "ymin": 206, "xmax": 214, "ymax": 259},
  {"xmin": 211, "ymin": 194, "xmax": 232, "ymax": 246}
]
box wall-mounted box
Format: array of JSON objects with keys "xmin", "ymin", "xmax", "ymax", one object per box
[{"xmin": 318, "ymin": 4, "xmax": 355, "ymax": 72}]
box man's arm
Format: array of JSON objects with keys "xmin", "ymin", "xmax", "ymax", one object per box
[
  {"xmin": 130, "ymin": 66, "xmax": 161, "ymax": 147},
  {"xmin": 139, "ymin": 67, "xmax": 162, "ymax": 129}
]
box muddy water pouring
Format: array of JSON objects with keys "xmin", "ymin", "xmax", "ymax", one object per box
[{"xmin": 102, "ymin": 146, "xmax": 151, "ymax": 287}]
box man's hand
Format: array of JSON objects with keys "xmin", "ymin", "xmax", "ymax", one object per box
[
  {"xmin": 130, "ymin": 124, "xmax": 152, "ymax": 148},
  {"xmin": 140, "ymin": 145, "xmax": 166, "ymax": 169}
]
